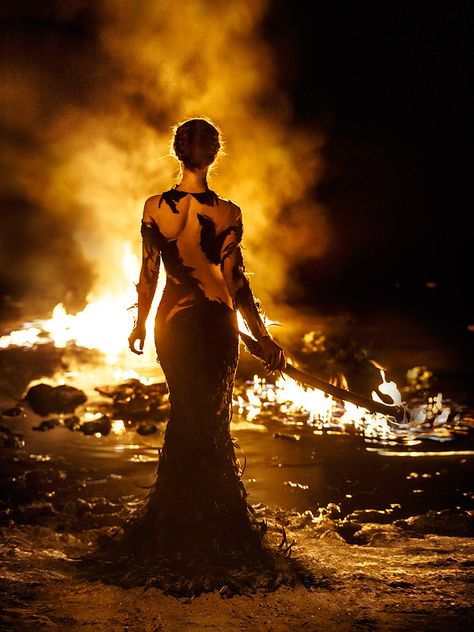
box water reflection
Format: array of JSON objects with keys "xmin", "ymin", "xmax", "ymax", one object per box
[
  {"xmin": 368, "ymin": 449, "xmax": 474, "ymax": 458},
  {"xmin": 1, "ymin": 358, "xmax": 472, "ymax": 522}
]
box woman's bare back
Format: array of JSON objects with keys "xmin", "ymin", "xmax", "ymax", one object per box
[{"xmin": 142, "ymin": 187, "xmax": 243, "ymax": 323}]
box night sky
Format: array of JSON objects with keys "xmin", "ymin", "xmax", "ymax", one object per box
[
  {"xmin": 1, "ymin": 1, "xmax": 472, "ymax": 324},
  {"xmin": 263, "ymin": 1, "xmax": 472, "ymax": 317}
]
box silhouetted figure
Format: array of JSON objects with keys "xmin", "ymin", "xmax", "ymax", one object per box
[{"xmin": 81, "ymin": 118, "xmax": 311, "ymax": 596}]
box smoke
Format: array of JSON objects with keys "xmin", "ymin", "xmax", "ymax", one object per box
[{"xmin": 1, "ymin": 0, "xmax": 329, "ymax": 316}]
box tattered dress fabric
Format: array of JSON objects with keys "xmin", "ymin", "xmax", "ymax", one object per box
[{"xmin": 79, "ymin": 188, "xmax": 310, "ymax": 596}]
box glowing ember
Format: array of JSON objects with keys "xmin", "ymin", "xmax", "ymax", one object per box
[{"xmin": 111, "ymin": 419, "xmax": 126, "ymax": 435}]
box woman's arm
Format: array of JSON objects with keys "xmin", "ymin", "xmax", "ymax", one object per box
[
  {"xmin": 129, "ymin": 200, "xmax": 161, "ymax": 355},
  {"xmin": 221, "ymin": 213, "xmax": 285, "ymax": 371}
]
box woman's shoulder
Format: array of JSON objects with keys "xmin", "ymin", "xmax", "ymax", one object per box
[
  {"xmin": 142, "ymin": 195, "xmax": 162, "ymax": 222},
  {"xmin": 144, "ymin": 194, "xmax": 162, "ymax": 207},
  {"xmin": 215, "ymin": 195, "xmax": 242, "ymax": 222},
  {"xmin": 143, "ymin": 189, "xmax": 180, "ymax": 205},
  {"xmin": 142, "ymin": 191, "xmax": 242, "ymax": 225},
  {"xmin": 215, "ymin": 193, "xmax": 238, "ymax": 208}
]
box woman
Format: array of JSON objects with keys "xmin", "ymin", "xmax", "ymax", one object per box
[{"xmin": 89, "ymin": 118, "xmax": 302, "ymax": 596}]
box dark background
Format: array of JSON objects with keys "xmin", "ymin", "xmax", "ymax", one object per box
[
  {"xmin": 1, "ymin": 1, "xmax": 472, "ymax": 340},
  {"xmin": 264, "ymin": 1, "xmax": 472, "ymax": 317},
  {"xmin": 262, "ymin": 1, "xmax": 473, "ymax": 394}
]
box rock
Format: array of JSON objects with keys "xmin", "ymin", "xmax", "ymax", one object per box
[
  {"xmin": 288, "ymin": 510, "xmax": 318, "ymax": 529},
  {"xmin": 113, "ymin": 398, "xmax": 169, "ymax": 422},
  {"xmin": 336, "ymin": 520, "xmax": 361, "ymax": 543},
  {"xmin": 88, "ymin": 497, "xmax": 121, "ymax": 514},
  {"xmin": 319, "ymin": 530, "xmax": 347, "ymax": 543},
  {"xmin": 96, "ymin": 379, "xmax": 169, "ymax": 421},
  {"xmin": 32, "ymin": 415, "xmax": 80, "ymax": 431},
  {"xmin": 324, "ymin": 503, "xmax": 341, "ymax": 518},
  {"xmin": 14, "ymin": 501, "xmax": 56, "ymax": 523},
  {"xmin": 1, "ymin": 405, "xmax": 23, "ymax": 417},
  {"xmin": 352, "ymin": 523, "xmax": 407, "ymax": 545},
  {"xmin": 79, "ymin": 511, "xmax": 122, "ymax": 528},
  {"xmin": 32, "ymin": 419, "xmax": 60, "ymax": 431},
  {"xmin": 24, "ymin": 469, "xmax": 51, "ymax": 490},
  {"xmin": 96, "ymin": 379, "xmax": 168, "ymax": 400},
  {"xmin": 136, "ymin": 422, "xmax": 158, "ymax": 435},
  {"xmin": 395, "ymin": 509, "xmax": 474, "ymax": 537},
  {"xmin": 313, "ymin": 515, "xmax": 341, "ymax": 536},
  {"xmin": 24, "ymin": 383, "xmax": 87, "ymax": 415},
  {"xmin": 389, "ymin": 580, "xmax": 414, "ymax": 588},
  {"xmin": 62, "ymin": 500, "xmax": 77, "ymax": 516},
  {"xmin": 114, "ymin": 398, "xmax": 151, "ymax": 419},
  {"xmin": 63, "ymin": 415, "xmax": 80, "ymax": 430},
  {"xmin": 0, "ymin": 508, "xmax": 14, "ymax": 524},
  {"xmin": 79, "ymin": 415, "xmax": 112, "ymax": 436},
  {"xmin": 75, "ymin": 498, "xmax": 93, "ymax": 516},
  {"xmin": 273, "ymin": 432, "xmax": 301, "ymax": 442},
  {"xmin": 0, "ymin": 423, "xmax": 24, "ymax": 448},
  {"xmin": 345, "ymin": 508, "xmax": 393, "ymax": 524},
  {"xmin": 284, "ymin": 505, "xmax": 343, "ymax": 536}
]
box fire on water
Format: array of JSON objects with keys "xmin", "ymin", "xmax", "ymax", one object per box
[
  {"xmin": 0, "ymin": 243, "xmax": 162, "ymax": 365},
  {"xmin": 0, "ymin": 245, "xmax": 456, "ymax": 441}
]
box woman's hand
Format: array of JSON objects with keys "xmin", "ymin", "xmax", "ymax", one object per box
[
  {"xmin": 259, "ymin": 336, "xmax": 286, "ymax": 372},
  {"xmin": 129, "ymin": 324, "xmax": 146, "ymax": 355}
]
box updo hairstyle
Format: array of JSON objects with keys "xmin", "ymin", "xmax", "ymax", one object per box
[{"xmin": 172, "ymin": 118, "xmax": 221, "ymax": 171}]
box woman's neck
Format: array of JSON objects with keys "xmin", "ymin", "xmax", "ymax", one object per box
[{"xmin": 176, "ymin": 167, "xmax": 209, "ymax": 193}]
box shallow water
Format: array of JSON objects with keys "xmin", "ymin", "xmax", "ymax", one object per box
[
  {"xmin": 5, "ymin": 358, "xmax": 474, "ymax": 524},
  {"xmin": 2, "ymin": 296, "xmax": 474, "ymax": 525}
]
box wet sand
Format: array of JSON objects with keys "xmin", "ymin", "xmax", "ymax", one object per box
[{"xmin": 1, "ymin": 516, "xmax": 473, "ymax": 631}]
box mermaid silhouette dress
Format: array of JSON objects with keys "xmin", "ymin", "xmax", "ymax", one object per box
[{"xmin": 94, "ymin": 187, "xmax": 279, "ymax": 593}]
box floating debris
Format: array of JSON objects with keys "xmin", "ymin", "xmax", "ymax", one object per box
[
  {"xmin": 32, "ymin": 419, "xmax": 61, "ymax": 432},
  {"xmin": 79, "ymin": 415, "xmax": 112, "ymax": 436},
  {"xmin": 274, "ymin": 432, "xmax": 301, "ymax": 442},
  {"xmin": 136, "ymin": 422, "xmax": 158, "ymax": 436},
  {"xmin": 0, "ymin": 423, "xmax": 24, "ymax": 449},
  {"xmin": 1, "ymin": 406, "xmax": 24, "ymax": 417},
  {"xmin": 96, "ymin": 378, "xmax": 169, "ymax": 421}
]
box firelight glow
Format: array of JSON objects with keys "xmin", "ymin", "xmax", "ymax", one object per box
[
  {"xmin": 0, "ymin": 247, "xmax": 452, "ymax": 441},
  {"xmin": 0, "ymin": 243, "xmax": 163, "ymax": 364}
]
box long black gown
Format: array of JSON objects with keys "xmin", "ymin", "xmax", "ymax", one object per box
[{"xmin": 82, "ymin": 188, "xmax": 308, "ymax": 596}]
